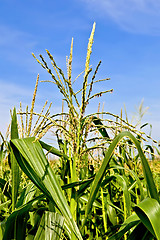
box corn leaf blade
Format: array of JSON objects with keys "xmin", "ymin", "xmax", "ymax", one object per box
[
  {"xmin": 10, "ymin": 107, "xmax": 20, "ymax": 211},
  {"xmin": 82, "ymin": 131, "xmax": 158, "ymax": 230},
  {"xmin": 134, "ymin": 198, "xmax": 160, "ymax": 239},
  {"xmin": 10, "ymin": 137, "xmax": 82, "ymax": 240}
]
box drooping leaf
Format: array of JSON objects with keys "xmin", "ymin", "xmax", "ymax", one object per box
[
  {"xmin": 39, "ymin": 140, "xmax": 69, "ymax": 160},
  {"xmin": 10, "ymin": 137, "xmax": 82, "ymax": 240},
  {"xmin": 134, "ymin": 198, "xmax": 160, "ymax": 239},
  {"xmin": 92, "ymin": 116, "xmax": 110, "ymax": 138},
  {"xmin": 82, "ymin": 131, "xmax": 158, "ymax": 230},
  {"xmin": 108, "ymin": 214, "xmax": 140, "ymax": 240},
  {"xmin": 128, "ymin": 222, "xmax": 154, "ymax": 240}
]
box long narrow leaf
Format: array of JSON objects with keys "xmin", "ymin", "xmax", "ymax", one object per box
[
  {"xmin": 134, "ymin": 198, "xmax": 160, "ymax": 239},
  {"xmin": 115, "ymin": 174, "xmax": 131, "ymax": 218},
  {"xmin": 82, "ymin": 131, "xmax": 158, "ymax": 230},
  {"xmin": 108, "ymin": 214, "xmax": 140, "ymax": 240},
  {"xmin": 92, "ymin": 116, "xmax": 110, "ymax": 138},
  {"xmin": 10, "ymin": 137, "xmax": 82, "ymax": 240},
  {"xmin": 45, "ymin": 211, "xmax": 64, "ymax": 240},
  {"xmin": 40, "ymin": 140, "xmax": 69, "ymax": 160},
  {"xmin": 10, "ymin": 107, "xmax": 20, "ymax": 211},
  {"xmin": 34, "ymin": 213, "xmax": 45, "ymax": 240},
  {"xmin": 3, "ymin": 194, "xmax": 44, "ymax": 240},
  {"xmin": 128, "ymin": 222, "xmax": 154, "ymax": 240}
]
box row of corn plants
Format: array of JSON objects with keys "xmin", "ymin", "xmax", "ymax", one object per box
[{"xmin": 0, "ymin": 23, "xmax": 160, "ymax": 239}]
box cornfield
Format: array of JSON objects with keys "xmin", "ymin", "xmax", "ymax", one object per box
[{"xmin": 0, "ymin": 23, "xmax": 160, "ymax": 240}]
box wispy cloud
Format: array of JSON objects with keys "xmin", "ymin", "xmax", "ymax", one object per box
[
  {"xmin": 0, "ymin": 25, "xmax": 39, "ymax": 73},
  {"xmin": 0, "ymin": 80, "xmax": 33, "ymax": 134},
  {"xmin": 79, "ymin": 0, "xmax": 160, "ymax": 35},
  {"xmin": 0, "ymin": 80, "xmax": 33, "ymax": 102},
  {"xmin": 0, "ymin": 24, "xmax": 37, "ymax": 49}
]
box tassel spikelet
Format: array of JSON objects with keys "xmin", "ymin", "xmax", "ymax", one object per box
[
  {"xmin": 85, "ymin": 22, "xmax": 96, "ymax": 77},
  {"xmin": 25, "ymin": 105, "xmax": 28, "ymax": 135},
  {"xmin": 0, "ymin": 131, "xmax": 5, "ymax": 143},
  {"xmin": 87, "ymin": 60, "xmax": 101, "ymax": 102},
  {"xmin": 16, "ymin": 22, "xmax": 157, "ymax": 170},
  {"xmin": 80, "ymin": 22, "xmax": 96, "ymax": 117},
  {"xmin": 1, "ymin": 21, "xmax": 158, "ymax": 207},
  {"xmin": 32, "ymin": 53, "xmax": 46, "ymax": 69},
  {"xmin": 27, "ymin": 74, "xmax": 39, "ymax": 136},
  {"xmin": 87, "ymin": 89, "xmax": 113, "ymax": 101},
  {"xmin": 72, "ymin": 69, "xmax": 85, "ymax": 85},
  {"xmin": 68, "ymin": 38, "xmax": 73, "ymax": 84},
  {"xmin": 5, "ymin": 123, "xmax": 11, "ymax": 140},
  {"xmin": 36, "ymin": 123, "xmax": 54, "ymax": 141},
  {"xmin": 31, "ymin": 100, "xmax": 48, "ymax": 134},
  {"xmin": 17, "ymin": 75, "xmax": 53, "ymax": 139},
  {"xmin": 19, "ymin": 102, "xmax": 24, "ymax": 138},
  {"xmin": 33, "ymin": 102, "xmax": 52, "ymax": 136}
]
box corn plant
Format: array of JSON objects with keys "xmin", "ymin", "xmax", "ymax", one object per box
[
  {"xmin": 1, "ymin": 23, "xmax": 160, "ymax": 240},
  {"xmin": 7, "ymin": 116, "xmax": 160, "ymax": 239},
  {"xmin": 30, "ymin": 23, "xmax": 157, "ymax": 179}
]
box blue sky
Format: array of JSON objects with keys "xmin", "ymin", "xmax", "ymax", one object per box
[{"xmin": 0, "ymin": 0, "xmax": 160, "ymax": 142}]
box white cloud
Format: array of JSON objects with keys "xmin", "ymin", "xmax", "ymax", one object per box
[{"xmin": 79, "ymin": 0, "xmax": 160, "ymax": 35}]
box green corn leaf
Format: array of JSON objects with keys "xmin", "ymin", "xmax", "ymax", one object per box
[
  {"xmin": 108, "ymin": 221, "xmax": 140, "ymax": 240},
  {"xmin": 134, "ymin": 198, "xmax": 160, "ymax": 239},
  {"xmin": 61, "ymin": 176, "xmax": 95, "ymax": 200},
  {"xmin": 2, "ymin": 194, "xmax": 44, "ymax": 240},
  {"xmin": 115, "ymin": 174, "xmax": 131, "ymax": 219},
  {"xmin": 106, "ymin": 199, "xmax": 124, "ymax": 214},
  {"xmin": 92, "ymin": 116, "xmax": 110, "ymax": 138},
  {"xmin": 11, "ymin": 107, "xmax": 19, "ymax": 140},
  {"xmin": 108, "ymin": 214, "xmax": 140, "ymax": 240},
  {"xmin": 0, "ymin": 221, "xmax": 6, "ymax": 240},
  {"xmin": 101, "ymin": 189, "xmax": 117, "ymax": 227},
  {"xmin": 128, "ymin": 222, "xmax": 154, "ymax": 240},
  {"xmin": 39, "ymin": 140, "xmax": 69, "ymax": 160},
  {"xmin": 106, "ymin": 196, "xmax": 117, "ymax": 226},
  {"xmin": 77, "ymin": 177, "xmax": 94, "ymax": 198},
  {"xmin": 34, "ymin": 211, "xmax": 65, "ymax": 240},
  {"xmin": 10, "ymin": 107, "xmax": 20, "ymax": 211},
  {"xmin": 10, "ymin": 137, "xmax": 82, "ymax": 240},
  {"xmin": 34, "ymin": 213, "xmax": 45, "ymax": 240},
  {"xmin": 45, "ymin": 211, "xmax": 64, "ymax": 240},
  {"xmin": 0, "ymin": 200, "xmax": 11, "ymax": 211},
  {"xmin": 14, "ymin": 213, "xmax": 28, "ymax": 240},
  {"xmin": 16, "ymin": 183, "xmax": 37, "ymax": 208},
  {"xmin": 110, "ymin": 165, "xmax": 145, "ymax": 201},
  {"xmin": 145, "ymin": 145, "xmax": 154, "ymax": 160},
  {"xmin": 0, "ymin": 178, "xmax": 12, "ymax": 199},
  {"xmin": 101, "ymin": 176, "xmax": 115, "ymax": 188},
  {"xmin": 80, "ymin": 195, "xmax": 102, "ymax": 208},
  {"xmin": 0, "ymin": 142, "xmax": 4, "ymax": 165},
  {"xmin": 109, "ymin": 198, "xmax": 160, "ymax": 240},
  {"xmin": 82, "ymin": 131, "xmax": 158, "ymax": 231}
]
